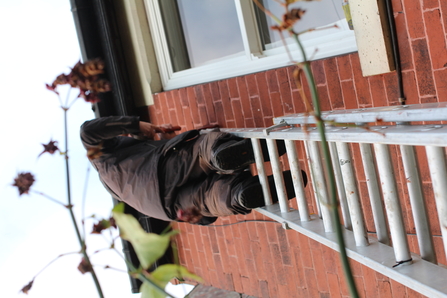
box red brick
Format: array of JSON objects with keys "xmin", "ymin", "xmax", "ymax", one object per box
[
  {"xmin": 159, "ymin": 91, "xmax": 169, "ymax": 114},
  {"xmin": 350, "ymin": 53, "xmax": 373, "ymax": 106},
  {"xmin": 169, "ymin": 93, "xmax": 184, "ymax": 128},
  {"xmin": 412, "ymin": 38, "xmax": 436, "ymax": 96},
  {"xmin": 354, "ymin": 276, "xmax": 366, "ymax": 298},
  {"xmin": 324, "ymin": 58, "xmax": 345, "ymax": 109},
  {"xmin": 434, "ymin": 68, "xmax": 447, "ymax": 103},
  {"xmin": 197, "ymin": 105, "xmax": 209, "ymax": 126},
  {"xmin": 311, "ymin": 59, "xmax": 326, "ymax": 85},
  {"xmin": 403, "ymin": 0, "xmax": 425, "ymax": 39},
  {"xmin": 297, "ymin": 233, "xmax": 314, "ymax": 268},
  {"xmin": 407, "ymin": 287, "xmax": 428, "ymax": 298},
  {"xmin": 310, "ymin": 246, "xmax": 330, "ymax": 293},
  {"xmin": 337, "ymin": 54, "xmax": 353, "ymax": 81},
  {"xmin": 394, "ymin": 12, "xmax": 414, "ymax": 71},
  {"xmin": 201, "ymin": 234, "xmax": 216, "ymax": 271},
  {"xmin": 275, "ymin": 225, "xmax": 292, "ymax": 266},
  {"xmin": 218, "ymin": 80, "xmax": 234, "ymax": 121},
  {"xmin": 384, "ymin": 72, "xmax": 401, "ymax": 105},
  {"xmin": 201, "ymin": 84, "xmax": 217, "ymax": 123},
  {"xmin": 327, "ymin": 272, "xmax": 343, "ymax": 298},
  {"xmin": 250, "ymin": 96, "xmax": 265, "ymax": 127},
  {"xmin": 258, "ymin": 280, "xmax": 270, "ymax": 298},
  {"xmin": 264, "ymin": 221, "xmax": 279, "ymax": 243},
  {"xmin": 317, "ymin": 85, "xmax": 332, "ymax": 112},
  {"xmin": 229, "ymin": 261, "xmax": 244, "ymax": 293},
  {"xmin": 378, "ymin": 279, "xmax": 393, "ymax": 298},
  {"xmin": 287, "ymin": 65, "xmax": 300, "ymax": 91},
  {"xmin": 165, "ymin": 90, "xmax": 176, "ymax": 110},
  {"xmin": 402, "ymin": 71, "xmax": 421, "ymax": 105},
  {"xmin": 277, "ymin": 68, "xmax": 294, "ymax": 114},
  {"xmin": 223, "ymin": 228, "xmax": 237, "ymax": 257},
  {"xmin": 441, "ymin": 0, "xmax": 447, "ymax": 30},
  {"xmin": 256, "ymin": 72, "xmax": 273, "ymax": 118},
  {"xmin": 369, "ymin": 76, "xmax": 388, "ymax": 107},
  {"xmin": 153, "ymin": 95, "xmax": 166, "ymax": 124},
  {"xmin": 267, "ymin": 275, "xmax": 279, "ymax": 298},
  {"xmin": 246, "ymin": 222, "xmax": 259, "ymax": 242},
  {"xmin": 246, "ymin": 73, "xmax": 259, "ymax": 97},
  {"xmin": 212, "ymin": 254, "xmax": 228, "ymax": 289},
  {"xmin": 304, "ymin": 268, "xmax": 320, "ymax": 298},
  {"xmin": 424, "ymin": 9, "xmax": 447, "ymax": 70},
  {"xmin": 341, "ymin": 80, "xmax": 359, "ymax": 110},
  {"xmin": 213, "ymin": 101, "xmax": 226, "ymax": 127},
  {"xmin": 227, "ymin": 77, "xmax": 239, "ymax": 98},
  {"xmin": 250, "ymin": 240, "xmax": 268, "ymax": 281},
  {"xmin": 208, "ymin": 269, "xmax": 219, "ymax": 288},
  {"xmin": 209, "ymin": 81, "xmax": 220, "ymax": 101},
  {"xmin": 266, "ymin": 69, "xmax": 279, "ymax": 93},
  {"xmin": 270, "ymin": 92, "xmax": 284, "ymax": 117},
  {"xmin": 236, "ymin": 76, "xmax": 254, "ymax": 119},
  {"xmin": 420, "ymin": 95, "xmax": 438, "ymax": 103},
  {"xmin": 423, "ymin": 0, "xmax": 439, "ymax": 10}
]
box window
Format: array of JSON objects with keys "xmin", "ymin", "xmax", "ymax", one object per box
[{"xmin": 145, "ymin": 0, "xmax": 357, "ymax": 90}]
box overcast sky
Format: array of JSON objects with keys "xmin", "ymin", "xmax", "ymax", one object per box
[{"xmin": 0, "ymin": 1, "xmax": 191, "ymax": 297}]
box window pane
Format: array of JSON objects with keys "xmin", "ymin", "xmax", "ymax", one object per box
[
  {"xmin": 160, "ymin": 0, "xmax": 245, "ymax": 71},
  {"xmin": 255, "ymin": 0, "xmax": 345, "ymax": 50}
]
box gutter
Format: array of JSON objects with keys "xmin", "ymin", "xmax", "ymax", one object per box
[{"xmin": 70, "ymin": 0, "xmax": 172, "ymax": 293}]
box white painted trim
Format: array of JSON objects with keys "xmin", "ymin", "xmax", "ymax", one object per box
[{"xmin": 145, "ymin": 0, "xmax": 358, "ymax": 91}]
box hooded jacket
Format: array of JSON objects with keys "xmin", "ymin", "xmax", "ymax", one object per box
[{"xmin": 80, "ymin": 116, "xmax": 200, "ymax": 221}]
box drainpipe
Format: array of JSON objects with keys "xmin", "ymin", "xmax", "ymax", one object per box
[{"xmin": 385, "ymin": 0, "xmax": 406, "ymax": 105}]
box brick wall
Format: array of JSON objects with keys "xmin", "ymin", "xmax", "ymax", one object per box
[{"xmin": 137, "ymin": 1, "xmax": 447, "ymax": 297}]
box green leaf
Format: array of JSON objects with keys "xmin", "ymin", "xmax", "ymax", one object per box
[
  {"xmin": 112, "ymin": 206, "xmax": 178, "ymax": 269},
  {"xmin": 152, "ymin": 264, "xmax": 203, "ymax": 284},
  {"xmin": 140, "ymin": 282, "xmax": 166, "ymax": 298},
  {"xmin": 140, "ymin": 264, "xmax": 202, "ymax": 298},
  {"xmin": 112, "ymin": 202, "xmax": 125, "ymax": 213}
]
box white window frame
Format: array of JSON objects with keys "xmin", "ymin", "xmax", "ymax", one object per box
[{"xmin": 144, "ymin": 0, "xmax": 358, "ymax": 91}]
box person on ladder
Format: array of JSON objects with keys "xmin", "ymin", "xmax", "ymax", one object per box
[{"xmin": 81, "ymin": 116, "xmax": 307, "ymax": 225}]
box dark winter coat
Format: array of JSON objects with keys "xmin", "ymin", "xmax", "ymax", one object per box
[{"xmin": 80, "ymin": 116, "xmax": 200, "ymax": 221}]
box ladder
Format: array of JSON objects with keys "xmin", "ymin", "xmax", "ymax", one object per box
[{"xmin": 222, "ymin": 102, "xmax": 447, "ymax": 297}]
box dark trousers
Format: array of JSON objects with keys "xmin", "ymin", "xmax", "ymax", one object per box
[{"xmin": 159, "ymin": 132, "xmax": 256, "ymax": 218}]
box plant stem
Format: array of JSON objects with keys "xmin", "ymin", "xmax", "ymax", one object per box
[
  {"xmin": 63, "ymin": 108, "xmax": 104, "ymax": 298},
  {"xmin": 112, "ymin": 248, "xmax": 174, "ymax": 298},
  {"xmin": 298, "ymin": 40, "xmax": 360, "ymax": 298}
]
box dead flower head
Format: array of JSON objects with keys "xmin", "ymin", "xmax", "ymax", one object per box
[
  {"xmin": 272, "ymin": 8, "xmax": 306, "ymax": 31},
  {"xmin": 38, "ymin": 140, "xmax": 59, "ymax": 158},
  {"xmin": 77, "ymin": 258, "xmax": 93, "ymax": 274},
  {"xmin": 13, "ymin": 172, "xmax": 35, "ymax": 196},
  {"xmin": 19, "ymin": 280, "xmax": 34, "ymax": 295},
  {"xmin": 46, "ymin": 58, "xmax": 110, "ymax": 103},
  {"xmin": 91, "ymin": 217, "xmax": 117, "ymax": 234}
]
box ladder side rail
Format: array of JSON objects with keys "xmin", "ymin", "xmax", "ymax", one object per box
[
  {"xmin": 374, "ymin": 143, "xmax": 412, "ymax": 264},
  {"xmin": 273, "ymin": 103, "xmax": 447, "ymax": 125},
  {"xmin": 400, "ymin": 145, "xmax": 437, "ymax": 263},
  {"xmin": 336, "ymin": 141, "xmax": 369, "ymax": 247}
]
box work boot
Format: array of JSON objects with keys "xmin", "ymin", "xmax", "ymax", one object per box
[
  {"xmin": 213, "ymin": 138, "xmax": 287, "ymax": 172},
  {"xmin": 236, "ymin": 170, "xmax": 307, "ymax": 209}
]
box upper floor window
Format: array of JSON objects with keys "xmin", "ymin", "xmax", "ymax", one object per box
[{"xmin": 145, "ymin": 0, "xmax": 357, "ymax": 90}]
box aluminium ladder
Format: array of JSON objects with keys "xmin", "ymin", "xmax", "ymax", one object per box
[{"xmin": 221, "ymin": 102, "xmax": 447, "ymax": 298}]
